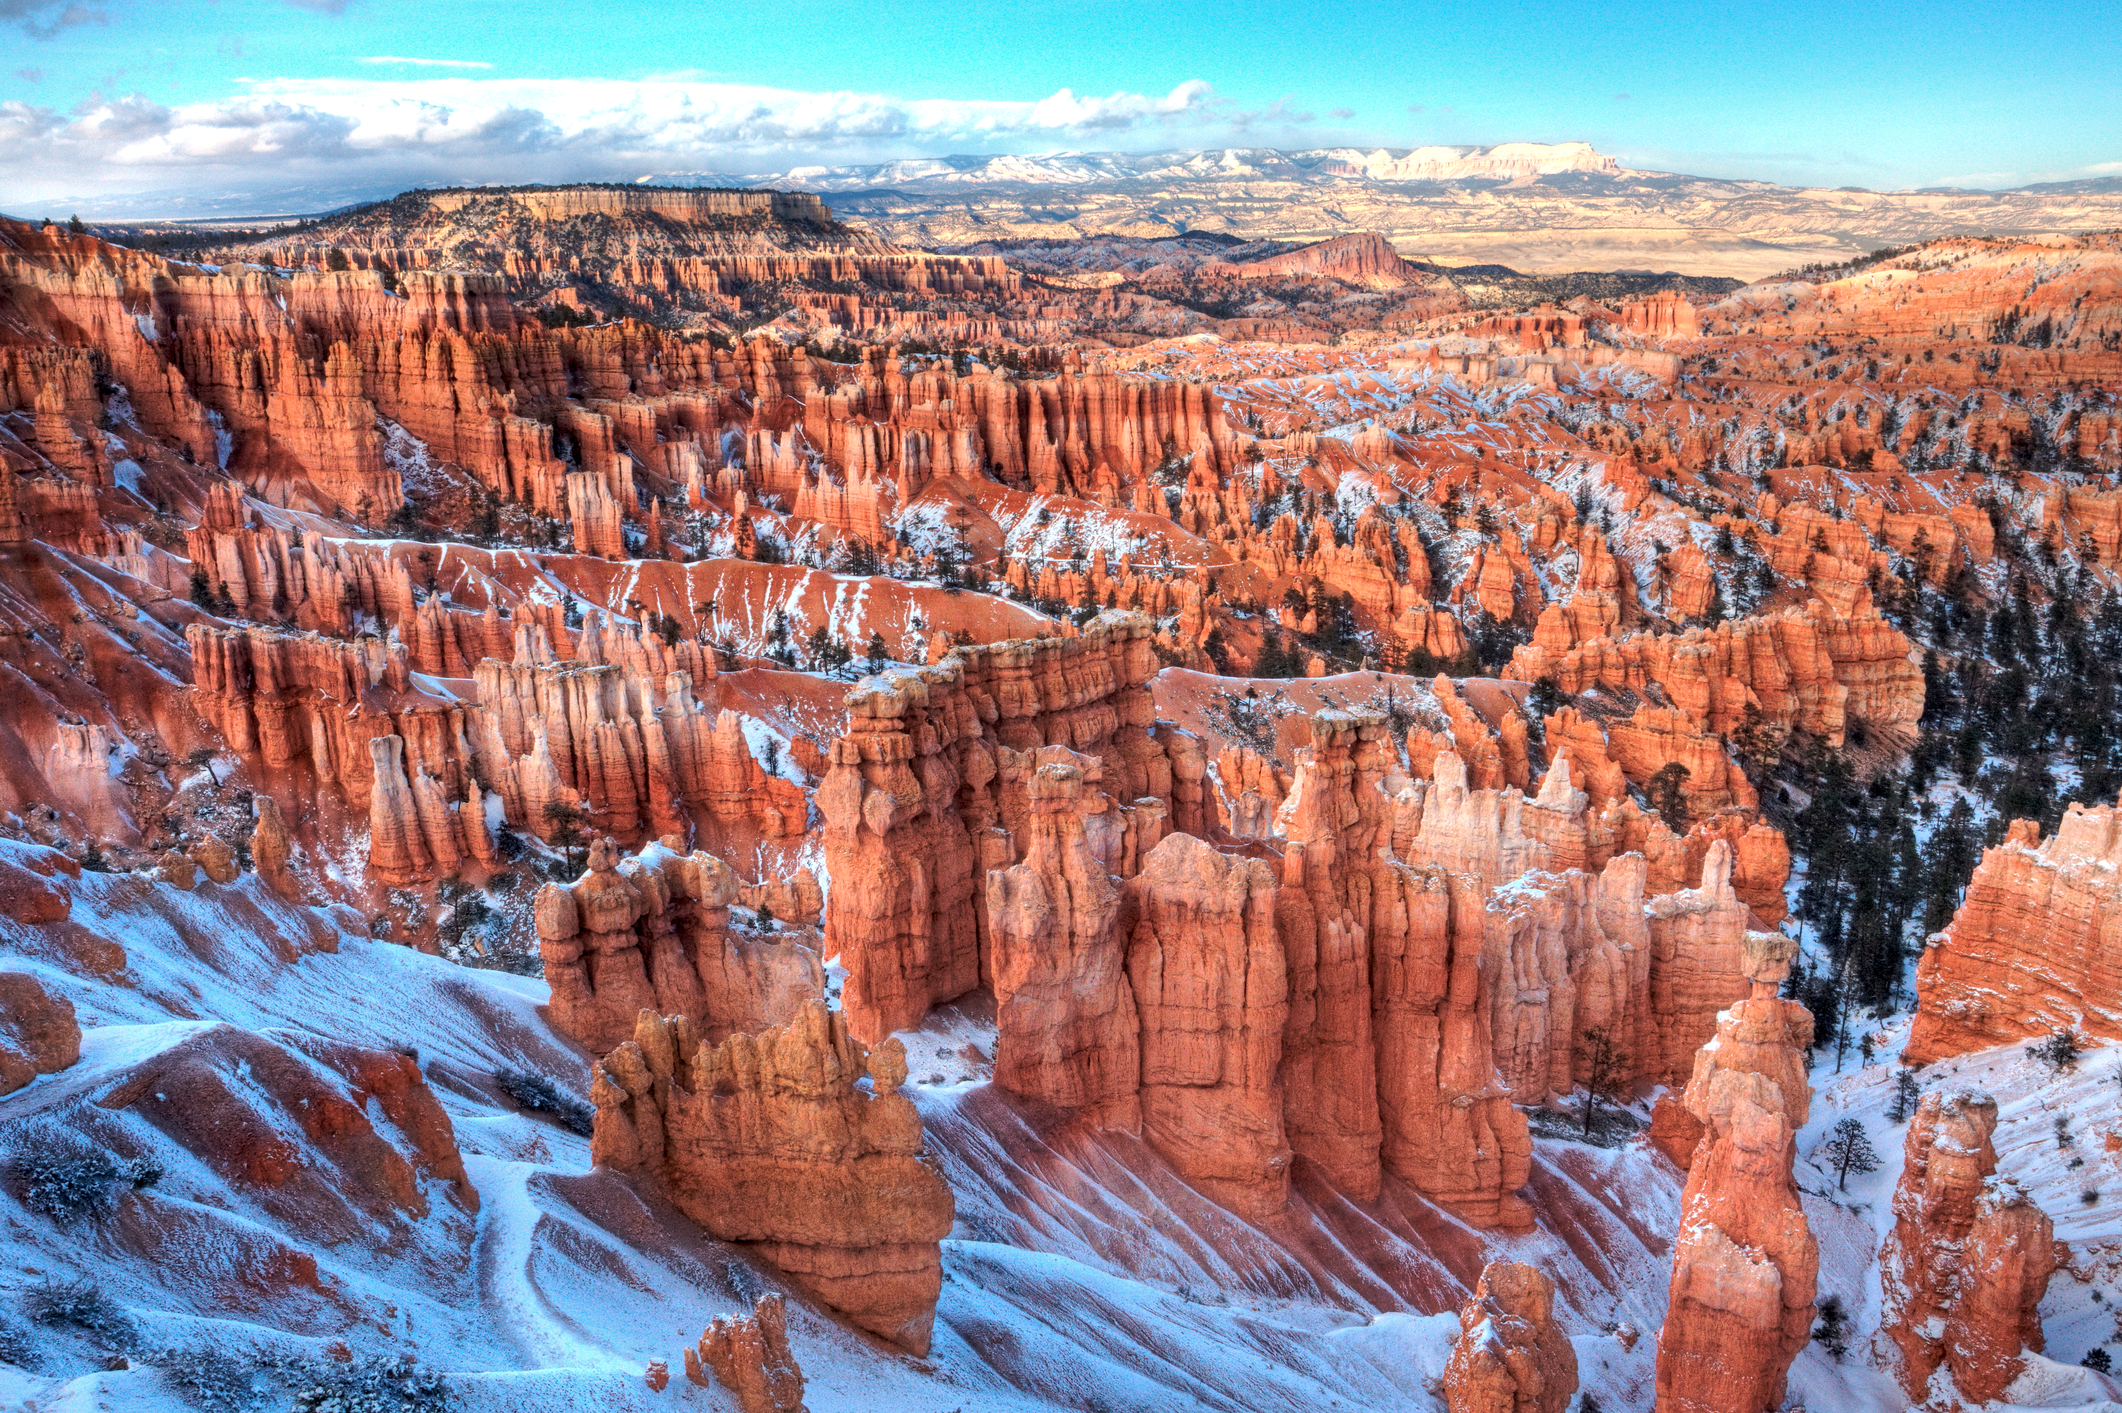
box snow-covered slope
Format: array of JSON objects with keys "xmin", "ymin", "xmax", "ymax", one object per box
[{"xmin": 1, "ymin": 844, "xmax": 1690, "ymax": 1411}]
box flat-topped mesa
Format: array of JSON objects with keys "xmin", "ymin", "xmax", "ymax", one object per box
[
  {"xmin": 987, "ymin": 761, "xmax": 1142, "ymax": 1126},
  {"xmin": 1879, "ymin": 1090, "xmax": 2058, "ymax": 1405},
  {"xmin": 1441, "ymin": 1261, "xmax": 1580, "ymax": 1413},
  {"xmin": 534, "ymin": 837, "xmax": 821, "ymax": 1055},
  {"xmin": 1654, "ymin": 930, "xmax": 1816, "ymax": 1413},
  {"xmin": 420, "ymin": 185, "xmax": 833, "ymax": 225},
  {"xmin": 820, "ymin": 611, "xmax": 1174, "ymax": 1044},
  {"xmin": 1123, "ymin": 831, "xmax": 1290, "ymax": 1220},
  {"xmin": 591, "ymin": 1003, "xmax": 954, "ymax": 1355},
  {"xmin": 1909, "ymin": 801, "xmax": 2122, "ymax": 1062}
]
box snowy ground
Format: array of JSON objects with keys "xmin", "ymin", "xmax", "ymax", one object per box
[
  {"xmin": 1785, "ymin": 1015, "xmax": 2122, "ymax": 1412},
  {"xmin": 6, "ymin": 842, "xmax": 2117, "ymax": 1411},
  {"xmin": 1, "ymin": 851, "xmax": 1678, "ymax": 1413}
]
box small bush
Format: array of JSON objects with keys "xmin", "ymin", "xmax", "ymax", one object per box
[
  {"xmin": 496, "ymin": 1070, "xmax": 594, "ymax": 1137},
  {"xmin": 2084, "ymin": 1188, "xmax": 2102, "ymax": 1206},
  {"xmin": 13, "ymin": 1147, "xmax": 162, "ymax": 1224},
  {"xmin": 26, "ymin": 1276, "xmax": 136, "ymax": 1345},
  {"xmin": 1813, "ymin": 1294, "xmax": 1850, "ymax": 1361},
  {"xmin": 0, "ymin": 1314, "xmax": 41, "ymax": 1369},
  {"xmin": 149, "ymin": 1348, "xmax": 456, "ymax": 1413},
  {"xmin": 2034, "ymin": 1028, "xmax": 2083, "ymax": 1073},
  {"xmin": 152, "ymin": 1343, "xmax": 272, "ymax": 1410},
  {"xmin": 291, "ymin": 1353, "xmax": 455, "ymax": 1413},
  {"xmin": 2084, "ymin": 1348, "xmax": 2112, "ymax": 1375}
]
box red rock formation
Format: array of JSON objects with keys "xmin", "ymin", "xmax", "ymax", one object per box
[
  {"xmin": 535, "ymin": 838, "xmax": 821, "ymax": 1055},
  {"xmin": 1910, "ymin": 802, "xmax": 2122, "ymax": 1062},
  {"xmin": 251, "ymin": 796, "xmax": 302, "ymax": 900},
  {"xmin": 590, "ymin": 1003, "xmax": 953, "ymax": 1353},
  {"xmin": 0, "ymin": 971, "xmax": 80, "ymax": 1095},
  {"xmin": 987, "ymin": 759, "xmax": 1141, "ymax": 1124},
  {"xmin": 1235, "ymin": 232, "xmax": 1427, "ymax": 289},
  {"xmin": 1879, "ymin": 1089, "xmax": 2058, "ymax": 1405},
  {"xmin": 100, "ymin": 1026, "xmax": 479, "ymax": 1235},
  {"xmin": 1482, "ymin": 855, "xmax": 1649, "ymax": 1105},
  {"xmin": 1370, "ymin": 862, "xmax": 1534, "ymax": 1231},
  {"xmin": 1508, "ymin": 601, "xmax": 1921, "ymax": 752},
  {"xmin": 1655, "ymin": 932, "xmax": 1816, "ymax": 1413},
  {"xmin": 1273, "ymin": 711, "xmax": 1388, "ymax": 1198},
  {"xmin": 1442, "ymin": 1261, "xmax": 1580, "ymax": 1413},
  {"xmin": 1123, "ymin": 830, "xmax": 1290, "ymax": 1219},
  {"xmin": 820, "ymin": 613, "xmax": 1172, "ymax": 1044},
  {"xmin": 684, "ymin": 1293, "xmax": 807, "ymax": 1413},
  {"xmin": 1643, "ymin": 842, "xmax": 1759, "ymax": 1082}
]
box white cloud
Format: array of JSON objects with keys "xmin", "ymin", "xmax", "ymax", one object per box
[
  {"xmin": 359, "ymin": 56, "xmax": 495, "ymax": 70},
  {"xmin": 0, "ymin": 74, "xmax": 1235, "ymax": 209}
]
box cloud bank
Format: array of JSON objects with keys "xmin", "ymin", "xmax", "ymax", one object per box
[{"xmin": 0, "ymin": 75, "xmax": 1254, "ymax": 213}]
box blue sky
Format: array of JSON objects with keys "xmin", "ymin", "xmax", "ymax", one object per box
[{"xmin": 2, "ymin": 0, "xmax": 2117, "ymax": 213}]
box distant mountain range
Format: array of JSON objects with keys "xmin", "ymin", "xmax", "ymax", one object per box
[
  {"xmin": 744, "ymin": 142, "xmax": 1623, "ymax": 192},
  {"xmin": 692, "ymin": 145, "xmax": 2122, "ymax": 281},
  {"xmin": 58, "ymin": 142, "xmax": 2122, "ymax": 281}
]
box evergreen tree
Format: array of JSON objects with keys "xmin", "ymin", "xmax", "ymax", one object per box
[
  {"xmin": 1817, "ymin": 1117, "xmax": 1882, "ymax": 1190},
  {"xmin": 1887, "ymin": 1068, "xmax": 1922, "ymax": 1124},
  {"xmin": 1647, "ymin": 762, "xmax": 1691, "ymax": 834},
  {"xmin": 1921, "ymin": 798, "xmax": 1979, "ymax": 934}
]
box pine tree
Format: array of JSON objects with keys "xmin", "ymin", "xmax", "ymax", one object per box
[
  {"xmin": 1922, "ymin": 797, "xmax": 1979, "ymax": 934},
  {"xmin": 542, "ymin": 800, "xmax": 590, "ymax": 876},
  {"xmin": 1575, "ymin": 1027, "xmax": 1629, "ymax": 1139},
  {"xmin": 866, "ymin": 630, "xmax": 888, "ymax": 675},
  {"xmin": 1647, "ymin": 761, "xmax": 1691, "ymax": 834},
  {"xmin": 1887, "ymin": 1068, "xmax": 1921, "ymax": 1123},
  {"xmin": 1817, "ymin": 1117, "xmax": 1881, "ymax": 1190}
]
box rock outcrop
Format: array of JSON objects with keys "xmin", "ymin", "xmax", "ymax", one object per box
[
  {"xmin": 1508, "ymin": 601, "xmax": 1922, "ymax": 751},
  {"xmin": 1878, "ymin": 1089, "xmax": 2058, "ymax": 1405},
  {"xmin": 821, "ymin": 613, "xmax": 1172, "ymax": 1044},
  {"xmin": 535, "ymin": 839, "xmax": 821, "ymax": 1055},
  {"xmin": 1654, "ymin": 931, "xmax": 1816, "ymax": 1413},
  {"xmin": 0, "ymin": 971, "xmax": 80, "ymax": 1095},
  {"xmin": 987, "ymin": 760, "xmax": 1141, "ymax": 1125},
  {"xmin": 1123, "ymin": 830, "xmax": 1290, "ymax": 1219},
  {"xmin": 684, "ymin": 1293, "xmax": 808, "ymax": 1413},
  {"xmin": 251, "ymin": 795, "xmax": 302, "ymax": 900},
  {"xmin": 1910, "ymin": 803, "xmax": 2122, "ymax": 1061},
  {"xmin": 590, "ymin": 1003, "xmax": 954, "ymax": 1354},
  {"xmin": 1442, "ymin": 1261, "xmax": 1580, "ymax": 1413}
]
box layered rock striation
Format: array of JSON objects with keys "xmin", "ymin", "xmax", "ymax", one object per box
[
  {"xmin": 535, "ymin": 838, "xmax": 821, "ymax": 1055},
  {"xmin": 1442, "ymin": 1260, "xmax": 1580, "ymax": 1413},
  {"xmin": 1654, "ymin": 931, "xmax": 1816, "ymax": 1413},
  {"xmin": 1910, "ymin": 802, "xmax": 2122, "ymax": 1062},
  {"xmin": 590, "ymin": 1003, "xmax": 954, "ymax": 1354},
  {"xmin": 1878, "ymin": 1089, "xmax": 2057, "ymax": 1405}
]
